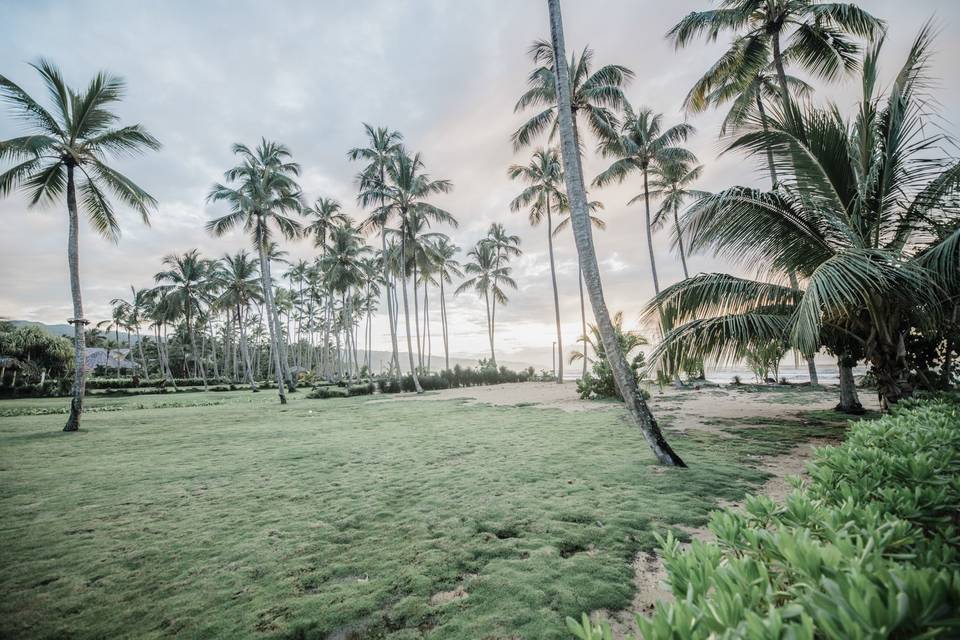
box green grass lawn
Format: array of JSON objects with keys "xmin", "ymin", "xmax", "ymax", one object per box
[{"xmin": 0, "ymin": 389, "xmax": 844, "ymax": 639}]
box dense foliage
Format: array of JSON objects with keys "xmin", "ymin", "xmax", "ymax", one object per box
[{"xmin": 568, "ymin": 397, "xmax": 960, "ymax": 639}]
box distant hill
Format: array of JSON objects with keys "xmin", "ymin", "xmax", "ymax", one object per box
[{"xmin": 8, "ymin": 321, "xmax": 539, "ymax": 373}]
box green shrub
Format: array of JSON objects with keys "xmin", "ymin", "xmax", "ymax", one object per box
[
  {"xmin": 347, "ymin": 383, "xmax": 374, "ymax": 397},
  {"xmin": 307, "ymin": 386, "xmax": 349, "ymax": 399},
  {"xmin": 569, "ymin": 399, "xmax": 960, "ymax": 639},
  {"xmin": 576, "ymin": 353, "xmax": 646, "ymax": 401}
]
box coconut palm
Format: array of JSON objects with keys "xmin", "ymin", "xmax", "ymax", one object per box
[
  {"xmin": 483, "ymin": 223, "xmax": 522, "ymax": 367},
  {"xmin": 545, "ymin": 0, "xmax": 685, "ymax": 466},
  {"xmin": 218, "ymin": 250, "xmax": 262, "ymax": 390},
  {"xmin": 154, "ymin": 249, "xmax": 216, "ymax": 388},
  {"xmin": 456, "ymin": 240, "xmax": 516, "ymax": 365},
  {"xmin": 667, "ymin": 0, "xmax": 883, "ymax": 129},
  {"xmin": 360, "ymin": 149, "xmax": 456, "ymax": 392},
  {"xmin": 431, "ymin": 237, "xmax": 463, "ymax": 371},
  {"xmin": 206, "ymin": 139, "xmax": 303, "ymax": 404},
  {"xmin": 110, "ymin": 285, "xmax": 151, "ymax": 375},
  {"xmin": 349, "ymin": 124, "xmax": 404, "ymax": 380},
  {"xmin": 671, "ymin": 26, "xmax": 960, "ymax": 409},
  {"xmin": 593, "ymin": 105, "xmax": 695, "ymax": 296},
  {"xmin": 320, "ymin": 221, "xmax": 370, "ymax": 379},
  {"xmin": 508, "ymin": 148, "xmax": 566, "ymax": 383},
  {"xmin": 305, "ymin": 197, "xmax": 348, "ymax": 256},
  {"xmin": 0, "ymin": 60, "xmax": 160, "ymax": 431},
  {"xmin": 649, "ymin": 161, "xmax": 708, "ymax": 280}
]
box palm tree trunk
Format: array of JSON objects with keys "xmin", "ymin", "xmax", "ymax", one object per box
[
  {"xmin": 237, "ymin": 305, "xmax": 257, "ymax": 391},
  {"xmin": 578, "ymin": 263, "xmax": 587, "ymax": 377},
  {"xmin": 425, "ymin": 285, "xmax": 432, "ymax": 373},
  {"xmin": 413, "ymin": 265, "xmax": 423, "ymax": 370},
  {"xmin": 642, "ymin": 168, "xmax": 661, "ymax": 296},
  {"xmin": 673, "ymin": 208, "xmax": 690, "ymax": 280},
  {"xmin": 755, "ymin": 95, "xmax": 779, "ymax": 187},
  {"xmin": 836, "ymin": 356, "xmax": 864, "ymax": 414},
  {"xmin": 64, "ymin": 165, "xmax": 86, "ymax": 432},
  {"xmin": 548, "ymin": 0, "xmax": 684, "ymax": 466},
  {"xmin": 136, "ymin": 327, "xmax": 146, "ymax": 376},
  {"xmin": 257, "ymin": 245, "xmax": 287, "ymax": 403},
  {"xmin": 771, "ymin": 30, "xmax": 794, "ymax": 129},
  {"xmin": 187, "ymin": 309, "xmax": 207, "ymax": 391},
  {"xmin": 381, "ymin": 229, "xmax": 402, "ymax": 381},
  {"xmin": 546, "ymin": 201, "xmax": 564, "ymax": 383},
  {"xmin": 484, "ymin": 288, "xmax": 495, "ymax": 364},
  {"xmin": 399, "ymin": 217, "xmax": 423, "ymax": 392},
  {"xmin": 440, "ymin": 277, "xmax": 450, "ymax": 370}
]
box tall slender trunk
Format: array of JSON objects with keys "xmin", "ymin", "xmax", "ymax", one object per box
[
  {"xmin": 756, "ymin": 95, "xmax": 779, "ymax": 187},
  {"xmin": 578, "ymin": 263, "xmax": 587, "ymax": 376},
  {"xmin": 548, "ymin": 0, "xmax": 684, "ymax": 466},
  {"xmin": 806, "ymin": 355, "xmax": 819, "ymax": 385},
  {"xmin": 266, "ymin": 257, "xmax": 295, "ymax": 390},
  {"xmin": 115, "ymin": 327, "xmax": 121, "ymax": 377},
  {"xmin": 399, "ymin": 215, "xmax": 423, "ymax": 392},
  {"xmin": 484, "ymin": 288, "xmax": 495, "ymax": 364},
  {"xmin": 136, "ymin": 327, "xmax": 146, "ymax": 376},
  {"xmin": 546, "ymin": 200, "xmax": 564, "ymax": 383},
  {"xmin": 642, "ymin": 167, "xmax": 661, "ymax": 296},
  {"xmin": 258, "ymin": 244, "xmax": 287, "ymax": 403},
  {"xmin": 237, "ymin": 305, "xmax": 257, "ymax": 391},
  {"xmin": 440, "ymin": 277, "xmax": 450, "ymax": 370},
  {"xmin": 187, "ymin": 308, "xmax": 207, "ymax": 390},
  {"xmin": 381, "ymin": 229, "xmax": 402, "ymax": 381},
  {"xmin": 771, "ymin": 30, "xmax": 794, "ymax": 130},
  {"xmin": 424, "ymin": 284, "xmax": 432, "ymax": 373},
  {"xmin": 64, "ymin": 165, "xmax": 86, "ymax": 432},
  {"xmin": 673, "ymin": 207, "xmax": 690, "ymax": 280},
  {"xmin": 413, "ymin": 265, "xmax": 423, "ymax": 370}
]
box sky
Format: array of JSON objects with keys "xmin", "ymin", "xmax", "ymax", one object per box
[{"xmin": 2, "ymin": 0, "xmax": 958, "ymax": 369}]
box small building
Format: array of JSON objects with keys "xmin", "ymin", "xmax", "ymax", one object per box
[{"xmin": 83, "ymin": 348, "xmax": 139, "ymax": 373}]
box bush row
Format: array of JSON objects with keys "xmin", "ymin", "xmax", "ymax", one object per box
[
  {"xmin": 569, "ymin": 396, "xmax": 960, "ymax": 640},
  {"xmin": 84, "ymin": 376, "xmax": 232, "ymax": 389},
  {"xmin": 306, "ymin": 366, "xmax": 550, "ymax": 400}
]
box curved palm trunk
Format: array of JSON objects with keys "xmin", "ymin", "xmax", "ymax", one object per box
[
  {"xmin": 548, "ymin": 0, "xmax": 684, "ymax": 466},
  {"xmin": 642, "ymin": 168, "xmax": 660, "ymax": 296},
  {"xmin": 237, "ymin": 305, "xmax": 257, "ymax": 391},
  {"xmin": 64, "ymin": 166, "xmax": 86, "ymax": 432},
  {"xmin": 399, "ymin": 219, "xmax": 423, "ymax": 392},
  {"xmin": 257, "ymin": 245, "xmax": 287, "ymax": 403},
  {"xmin": 413, "ymin": 266, "xmax": 423, "ymax": 370},
  {"xmin": 440, "ymin": 277, "xmax": 450, "ymax": 370},
  {"xmin": 546, "ymin": 201, "xmax": 564, "ymax": 383},
  {"xmin": 484, "ymin": 288, "xmax": 495, "ymax": 363},
  {"xmin": 578, "ymin": 263, "xmax": 587, "ymax": 376}
]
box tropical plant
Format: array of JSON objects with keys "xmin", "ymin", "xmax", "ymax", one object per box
[
  {"xmin": 430, "ymin": 237, "xmax": 463, "ymax": 371},
  {"xmin": 456, "ymin": 240, "xmax": 516, "ymax": 366},
  {"xmin": 649, "ymin": 160, "xmax": 708, "ymax": 280},
  {"xmin": 509, "ymin": 147, "xmax": 566, "ymax": 383},
  {"xmin": 482, "ymin": 223, "xmax": 521, "ymax": 366},
  {"xmin": 218, "ymin": 250, "xmax": 262, "ymax": 390},
  {"xmin": 206, "ymin": 139, "xmax": 304, "ymax": 404},
  {"xmin": 545, "ymin": 0, "xmax": 685, "ymax": 466},
  {"xmin": 571, "ymin": 312, "xmax": 648, "ymax": 401},
  {"xmin": 0, "ymin": 60, "xmax": 161, "ymax": 430},
  {"xmin": 662, "ymin": 26, "xmax": 960, "ymax": 409},
  {"xmin": 593, "ymin": 105, "xmax": 695, "ymax": 295}
]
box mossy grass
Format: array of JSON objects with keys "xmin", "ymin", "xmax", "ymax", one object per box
[{"xmin": 1, "ymin": 390, "xmax": 835, "ymax": 639}]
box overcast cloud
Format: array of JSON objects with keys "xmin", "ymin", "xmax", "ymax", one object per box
[{"xmin": 2, "ymin": 0, "xmax": 958, "ymax": 368}]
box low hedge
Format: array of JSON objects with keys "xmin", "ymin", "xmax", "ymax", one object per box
[
  {"xmin": 85, "ymin": 377, "xmax": 231, "ymax": 390},
  {"xmin": 569, "ymin": 397, "xmax": 960, "ymax": 640}
]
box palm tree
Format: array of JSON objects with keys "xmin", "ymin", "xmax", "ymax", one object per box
[
  {"xmin": 593, "ymin": 105, "xmax": 695, "ymax": 296},
  {"xmin": 648, "ymin": 161, "xmax": 708, "ymax": 280},
  {"xmin": 672, "ymin": 26, "xmax": 960, "ymax": 409},
  {"xmin": 206, "ymin": 139, "xmax": 303, "ymax": 404},
  {"xmin": 349, "ymin": 124, "xmax": 404, "ymax": 380},
  {"xmin": 0, "ymin": 60, "xmax": 161, "ymax": 431},
  {"xmin": 667, "ymin": 0, "xmax": 883, "ymax": 129},
  {"xmin": 456, "ymin": 240, "xmax": 516, "ymax": 365},
  {"xmin": 360, "ymin": 149, "xmax": 456, "ymax": 393},
  {"xmin": 431, "ymin": 237, "xmax": 463, "ymax": 371},
  {"xmin": 320, "ymin": 221, "xmax": 370, "ymax": 379},
  {"xmin": 483, "ymin": 223, "xmax": 522, "ymax": 367},
  {"xmin": 154, "ymin": 249, "xmax": 215, "ymax": 388},
  {"xmin": 508, "ymin": 148, "xmax": 566, "ymax": 383},
  {"xmin": 546, "ymin": 0, "xmax": 685, "ymax": 466},
  {"xmin": 219, "ymin": 251, "xmax": 262, "ymax": 390}
]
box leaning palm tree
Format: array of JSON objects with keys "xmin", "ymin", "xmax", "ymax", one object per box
[
  {"xmin": 673, "ymin": 26, "xmax": 960, "ymax": 409},
  {"xmin": 360, "ymin": 149, "xmax": 456, "ymax": 393},
  {"xmin": 546, "ymin": 0, "xmax": 685, "ymax": 466},
  {"xmin": 218, "ymin": 250, "xmax": 262, "ymax": 390},
  {"xmin": 349, "ymin": 124, "xmax": 404, "ymax": 380},
  {"xmin": 456, "ymin": 240, "xmax": 517, "ymax": 365},
  {"xmin": 509, "ymin": 148, "xmax": 566, "ymax": 383},
  {"xmin": 0, "ymin": 60, "xmax": 161, "ymax": 431},
  {"xmin": 667, "ymin": 0, "xmax": 884, "ymax": 129},
  {"xmin": 206, "ymin": 139, "xmax": 304, "ymax": 404},
  {"xmin": 593, "ymin": 105, "xmax": 696, "ymax": 296}
]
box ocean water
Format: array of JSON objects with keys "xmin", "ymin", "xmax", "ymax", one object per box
[{"xmin": 562, "ymin": 363, "xmax": 867, "ymax": 385}]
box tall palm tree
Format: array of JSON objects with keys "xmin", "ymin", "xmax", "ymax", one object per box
[
  {"xmin": 672, "ymin": 26, "xmax": 960, "ymax": 409},
  {"xmin": 483, "ymin": 223, "xmax": 522, "ymax": 367},
  {"xmin": 206, "ymin": 139, "xmax": 303, "ymax": 404},
  {"xmin": 648, "ymin": 161, "xmax": 708, "ymax": 280},
  {"xmin": 508, "ymin": 148, "xmax": 566, "ymax": 383},
  {"xmin": 456, "ymin": 240, "xmax": 516, "ymax": 365},
  {"xmin": 154, "ymin": 249, "xmax": 215, "ymax": 388},
  {"xmin": 593, "ymin": 105, "xmax": 695, "ymax": 296},
  {"xmin": 0, "ymin": 60, "xmax": 160, "ymax": 431},
  {"xmin": 320, "ymin": 221, "xmax": 370, "ymax": 379},
  {"xmin": 667, "ymin": 0, "xmax": 883, "ymax": 129},
  {"xmin": 431, "ymin": 237, "xmax": 463, "ymax": 371},
  {"xmin": 111, "ymin": 285, "xmax": 151, "ymax": 374},
  {"xmin": 349, "ymin": 124, "xmax": 404, "ymax": 380},
  {"xmin": 305, "ymin": 197, "xmax": 348, "ymax": 256},
  {"xmin": 360, "ymin": 149, "xmax": 456, "ymax": 393},
  {"xmin": 218, "ymin": 250, "xmax": 262, "ymax": 390},
  {"xmin": 546, "ymin": 0, "xmax": 685, "ymax": 466}
]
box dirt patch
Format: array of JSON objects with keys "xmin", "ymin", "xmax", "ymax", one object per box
[{"xmin": 429, "ymin": 586, "xmax": 469, "ymax": 605}]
